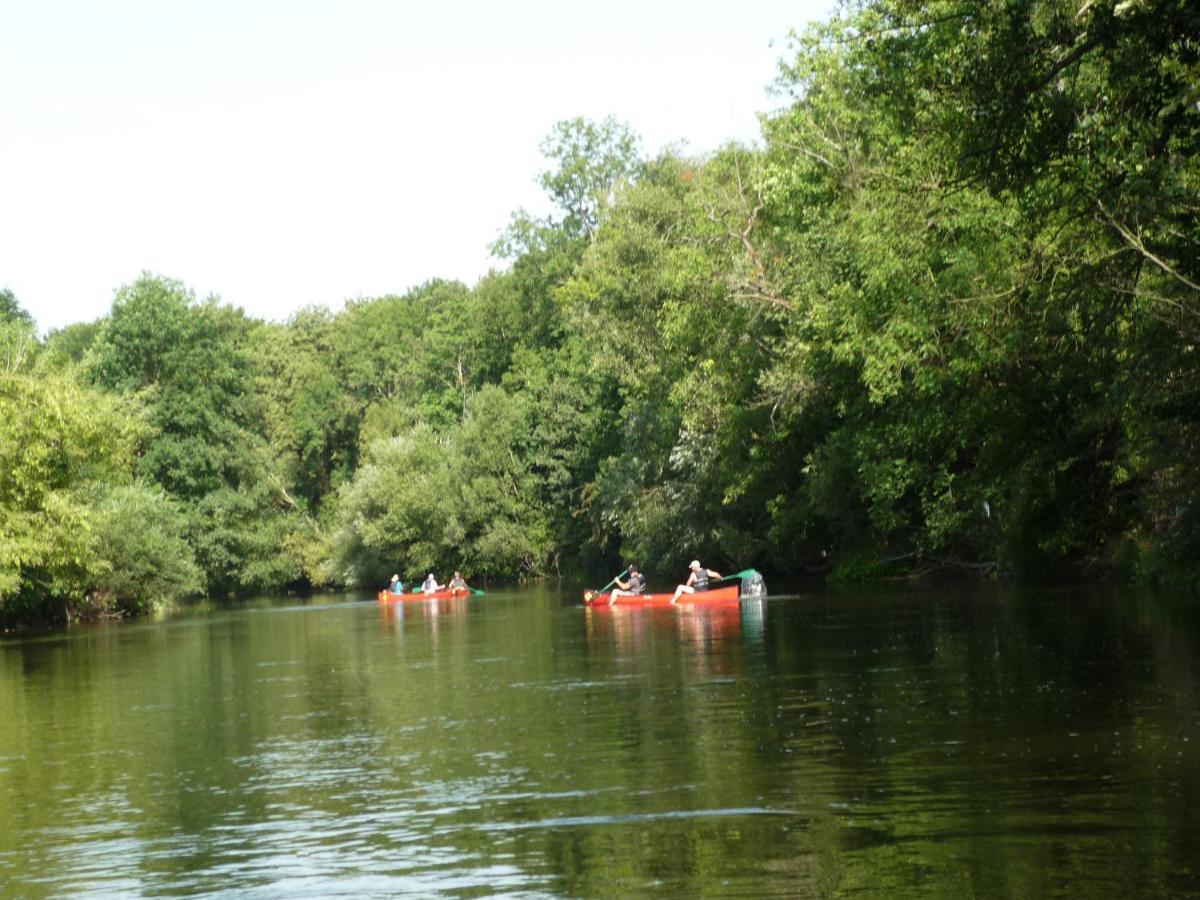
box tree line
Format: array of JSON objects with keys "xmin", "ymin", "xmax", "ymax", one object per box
[{"xmin": 3, "ymin": 0, "xmax": 1197, "ymax": 625}]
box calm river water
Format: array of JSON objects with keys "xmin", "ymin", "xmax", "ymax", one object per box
[{"xmin": 1, "ymin": 583, "xmax": 1198, "ymax": 897}]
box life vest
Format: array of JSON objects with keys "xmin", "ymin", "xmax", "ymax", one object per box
[
  {"xmin": 692, "ymin": 567, "xmax": 710, "ymax": 591},
  {"xmin": 450, "ymin": 576, "xmax": 466, "ymax": 589},
  {"xmin": 627, "ymin": 572, "xmax": 646, "ymax": 594}
]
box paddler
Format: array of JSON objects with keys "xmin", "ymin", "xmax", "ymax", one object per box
[
  {"xmin": 422, "ymin": 573, "xmax": 442, "ymax": 594},
  {"xmin": 608, "ymin": 564, "xmax": 646, "ymax": 606},
  {"xmin": 670, "ymin": 559, "xmax": 722, "ymax": 604},
  {"xmin": 389, "ymin": 574, "xmax": 403, "ymax": 594},
  {"xmin": 448, "ymin": 571, "xmax": 470, "ymax": 594}
]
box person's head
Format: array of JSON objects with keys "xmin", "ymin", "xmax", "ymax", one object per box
[
  {"xmin": 689, "ymin": 560, "xmax": 701, "ymax": 571},
  {"xmin": 454, "ymin": 570, "xmax": 461, "ymax": 578},
  {"xmin": 629, "ymin": 564, "xmax": 639, "ymax": 574},
  {"xmin": 392, "ymin": 574, "xmax": 399, "ymax": 581}
]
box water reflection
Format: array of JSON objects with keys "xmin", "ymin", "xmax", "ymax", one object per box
[
  {"xmin": 1, "ymin": 585, "xmax": 1198, "ymax": 897},
  {"xmin": 377, "ymin": 595, "xmax": 469, "ymax": 644},
  {"xmin": 740, "ymin": 594, "xmax": 766, "ymax": 642},
  {"xmin": 583, "ymin": 600, "xmax": 750, "ymax": 651}
]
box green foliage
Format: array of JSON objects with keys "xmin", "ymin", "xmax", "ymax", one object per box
[
  {"xmin": 0, "ymin": 289, "xmax": 38, "ymax": 374},
  {"xmin": 0, "ymin": 370, "xmax": 146, "ymax": 624},
  {"xmin": 537, "ymin": 116, "xmax": 643, "ymax": 240},
  {"xmin": 0, "ymin": 288, "xmax": 34, "ymax": 327},
  {"xmin": 558, "ymin": 146, "xmax": 789, "ymax": 571},
  {"xmin": 91, "ymin": 483, "xmax": 202, "ymax": 614},
  {"xmin": 255, "ymin": 309, "xmax": 361, "ymax": 510},
  {"xmin": 827, "ymin": 552, "xmax": 895, "ymax": 586},
  {"xmin": 40, "ymin": 320, "xmax": 103, "ymax": 371},
  {"xmin": 331, "ymin": 386, "xmax": 554, "ymax": 585},
  {"xmin": 90, "ymin": 275, "xmax": 261, "ymax": 497},
  {"xmin": 328, "ymin": 426, "xmax": 452, "ymax": 585},
  {"xmin": 86, "ymin": 274, "xmax": 305, "ymax": 597},
  {"xmin": 716, "ymin": 1, "xmax": 1200, "ymax": 580},
  {"xmin": 7, "ymin": 17, "xmax": 1200, "ymax": 622}
]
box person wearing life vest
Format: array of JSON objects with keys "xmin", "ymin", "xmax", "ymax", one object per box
[
  {"xmin": 608, "ymin": 564, "xmax": 647, "ymax": 606},
  {"xmin": 422, "ymin": 573, "xmax": 441, "ymax": 594},
  {"xmin": 670, "ymin": 559, "xmax": 722, "ymax": 604},
  {"xmin": 389, "ymin": 574, "xmax": 403, "ymax": 594},
  {"xmin": 448, "ymin": 571, "xmax": 470, "ymax": 594}
]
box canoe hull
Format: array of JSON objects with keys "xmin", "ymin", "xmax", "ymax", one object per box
[
  {"xmin": 378, "ymin": 589, "xmax": 468, "ymax": 602},
  {"xmin": 583, "ymin": 584, "xmax": 739, "ymax": 607}
]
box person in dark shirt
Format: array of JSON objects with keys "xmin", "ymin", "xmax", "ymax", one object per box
[{"xmin": 608, "ymin": 564, "xmax": 647, "ymax": 606}]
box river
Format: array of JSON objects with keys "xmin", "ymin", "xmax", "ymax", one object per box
[{"xmin": 1, "ymin": 583, "xmax": 1198, "ymax": 897}]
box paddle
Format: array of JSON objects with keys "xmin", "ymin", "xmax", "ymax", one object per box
[
  {"xmin": 716, "ymin": 568, "xmax": 760, "ymax": 582},
  {"xmin": 468, "ymin": 587, "xmax": 486, "ymax": 596},
  {"xmin": 584, "ymin": 567, "xmax": 628, "ymax": 603}
]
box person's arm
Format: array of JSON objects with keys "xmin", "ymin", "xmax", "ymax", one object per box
[
  {"xmin": 708, "ymin": 569, "xmax": 722, "ymax": 580},
  {"xmin": 686, "ymin": 572, "xmax": 697, "ymax": 586},
  {"xmin": 614, "ymin": 576, "xmax": 629, "ymax": 590}
]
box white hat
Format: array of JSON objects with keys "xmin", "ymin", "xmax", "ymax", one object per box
[{"xmin": 690, "ymin": 560, "xmax": 700, "ymax": 569}]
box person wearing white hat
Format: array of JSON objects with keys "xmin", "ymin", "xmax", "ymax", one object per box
[{"xmin": 670, "ymin": 559, "xmax": 722, "ymax": 604}]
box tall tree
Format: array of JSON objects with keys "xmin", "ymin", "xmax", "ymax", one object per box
[{"xmin": 88, "ymin": 275, "xmax": 302, "ymax": 594}]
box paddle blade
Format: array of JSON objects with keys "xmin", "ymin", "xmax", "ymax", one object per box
[{"xmin": 741, "ymin": 570, "xmax": 767, "ymax": 597}]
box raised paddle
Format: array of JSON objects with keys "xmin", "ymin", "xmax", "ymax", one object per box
[
  {"xmin": 584, "ymin": 568, "xmax": 628, "ymax": 603},
  {"xmin": 716, "ymin": 568, "xmax": 760, "ymax": 582}
]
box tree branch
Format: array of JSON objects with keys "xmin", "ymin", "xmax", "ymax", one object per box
[{"xmin": 1098, "ymin": 199, "xmax": 1200, "ymax": 294}]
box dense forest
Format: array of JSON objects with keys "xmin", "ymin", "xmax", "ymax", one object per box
[{"xmin": 2, "ymin": 0, "xmax": 1197, "ymax": 625}]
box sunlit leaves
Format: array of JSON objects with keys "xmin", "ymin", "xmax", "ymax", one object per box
[{"xmin": 0, "ymin": 370, "xmax": 148, "ymax": 621}]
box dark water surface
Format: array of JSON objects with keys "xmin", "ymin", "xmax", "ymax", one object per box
[{"xmin": 2, "ymin": 584, "xmax": 1198, "ymax": 897}]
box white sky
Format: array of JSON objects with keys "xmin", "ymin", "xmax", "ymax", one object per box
[{"xmin": 1, "ymin": 0, "xmax": 830, "ymax": 334}]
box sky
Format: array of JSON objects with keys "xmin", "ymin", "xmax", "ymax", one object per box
[{"xmin": 1, "ymin": 0, "xmax": 832, "ymax": 334}]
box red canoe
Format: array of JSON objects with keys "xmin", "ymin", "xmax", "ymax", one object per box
[
  {"xmin": 583, "ymin": 584, "xmax": 739, "ymax": 607},
  {"xmin": 378, "ymin": 588, "xmax": 468, "ymax": 602}
]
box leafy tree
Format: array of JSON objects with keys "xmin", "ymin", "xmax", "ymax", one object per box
[
  {"xmin": 745, "ymin": 1, "xmax": 1200, "ymax": 579},
  {"xmin": 494, "ymin": 116, "xmax": 643, "ymax": 261},
  {"xmin": 256, "ymin": 309, "xmax": 360, "ymax": 511},
  {"xmin": 0, "ymin": 370, "xmax": 146, "ymax": 623},
  {"xmin": 328, "ymin": 425, "xmax": 458, "ymax": 586},
  {"xmin": 0, "ymin": 288, "xmax": 37, "ymax": 374},
  {"xmin": 88, "ymin": 274, "xmax": 303, "ymax": 595},
  {"xmin": 90, "ymin": 484, "xmax": 203, "ymax": 614},
  {"xmin": 40, "ymin": 321, "xmax": 103, "ymax": 370},
  {"xmin": 502, "ymin": 343, "xmax": 620, "ymax": 571},
  {"xmin": 537, "ymin": 116, "xmax": 643, "ymax": 240},
  {"xmin": 559, "ymin": 147, "xmax": 789, "ymax": 571},
  {"xmin": 0, "ymin": 288, "xmax": 33, "ymax": 327}
]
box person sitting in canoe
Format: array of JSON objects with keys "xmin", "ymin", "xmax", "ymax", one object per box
[
  {"xmin": 448, "ymin": 571, "xmax": 470, "ymax": 594},
  {"xmin": 389, "ymin": 574, "xmax": 403, "ymax": 594},
  {"xmin": 422, "ymin": 573, "xmax": 441, "ymax": 594},
  {"xmin": 608, "ymin": 564, "xmax": 646, "ymax": 606},
  {"xmin": 670, "ymin": 560, "xmax": 722, "ymax": 604}
]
